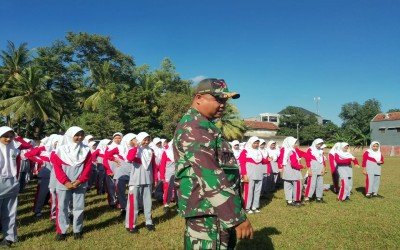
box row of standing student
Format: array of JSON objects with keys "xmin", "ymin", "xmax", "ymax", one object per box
[
  {"xmin": 0, "ymin": 126, "xmax": 177, "ymax": 244},
  {"xmin": 231, "ymin": 136, "xmax": 385, "ymax": 211}
]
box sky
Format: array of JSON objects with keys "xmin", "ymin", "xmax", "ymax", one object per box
[{"xmin": 1, "ymin": 0, "xmax": 399, "ymax": 125}]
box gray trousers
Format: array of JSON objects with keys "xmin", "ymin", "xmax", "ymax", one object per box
[
  {"xmin": 305, "ymin": 175, "xmax": 324, "ymax": 199},
  {"xmin": 49, "ymin": 188, "xmax": 57, "ymax": 220},
  {"xmin": 34, "ymin": 178, "xmax": 50, "ymax": 214},
  {"xmin": 105, "ymin": 175, "xmax": 117, "ymax": 206},
  {"xmin": 338, "ymin": 166, "xmax": 352, "ymax": 200},
  {"xmin": 366, "ymin": 173, "xmax": 380, "ymax": 195},
  {"xmin": 284, "ymin": 180, "xmax": 302, "ymax": 202},
  {"xmin": 0, "ymin": 195, "xmax": 18, "ymax": 242},
  {"xmin": 56, "ymin": 186, "xmax": 86, "ymax": 234},
  {"xmin": 125, "ymin": 185, "xmax": 152, "ymax": 229},
  {"xmin": 246, "ymin": 179, "xmax": 262, "ymax": 210},
  {"xmin": 115, "ymin": 178, "xmax": 129, "ymax": 210}
]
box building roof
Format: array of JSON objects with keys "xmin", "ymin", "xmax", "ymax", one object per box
[
  {"xmin": 371, "ymin": 112, "xmax": 400, "ymax": 122},
  {"xmin": 244, "ymin": 120, "xmax": 279, "ymax": 130}
]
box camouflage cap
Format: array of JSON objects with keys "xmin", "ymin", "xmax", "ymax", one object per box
[{"xmin": 195, "ymin": 78, "xmax": 240, "ymax": 99}]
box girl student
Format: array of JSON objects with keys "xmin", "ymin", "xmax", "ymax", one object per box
[
  {"xmin": 25, "ymin": 134, "xmax": 62, "ymax": 218},
  {"xmin": 238, "ymin": 136, "xmax": 265, "ymax": 214},
  {"xmin": 0, "ymin": 126, "xmax": 32, "ymax": 247},
  {"xmin": 125, "ymin": 132, "xmax": 156, "ymax": 233},
  {"xmin": 93, "ymin": 139, "xmax": 111, "ymax": 195},
  {"xmin": 266, "ymin": 140, "xmax": 280, "ymax": 191},
  {"xmin": 230, "ymin": 140, "xmax": 241, "ymax": 160},
  {"xmin": 51, "ymin": 126, "xmax": 92, "ymax": 241},
  {"xmin": 304, "ymin": 138, "xmax": 326, "ymax": 203},
  {"xmin": 103, "ymin": 132, "xmax": 123, "ymax": 208},
  {"xmin": 335, "ymin": 142, "xmax": 359, "ymax": 202},
  {"xmin": 328, "ymin": 142, "xmax": 341, "ymax": 193},
  {"xmin": 362, "ymin": 141, "xmax": 384, "ymax": 198},
  {"xmin": 259, "ymin": 139, "xmax": 272, "ymax": 196},
  {"xmin": 105, "ymin": 133, "xmax": 137, "ymax": 216},
  {"xmin": 159, "ymin": 140, "xmax": 177, "ymax": 211},
  {"xmin": 18, "ymin": 138, "xmax": 35, "ymax": 192},
  {"xmin": 278, "ymin": 136, "xmax": 305, "ymax": 207}
]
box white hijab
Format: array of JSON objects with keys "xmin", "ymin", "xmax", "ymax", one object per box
[
  {"xmin": 245, "ymin": 136, "xmax": 263, "ymax": 163},
  {"xmin": 310, "ymin": 138, "xmax": 324, "ymax": 163},
  {"xmin": 136, "ymin": 132, "xmax": 153, "ymax": 169},
  {"xmin": 282, "ymin": 136, "xmax": 298, "ymax": 166},
  {"xmin": 165, "ymin": 140, "xmax": 174, "ymax": 162},
  {"xmin": 83, "ymin": 135, "xmax": 94, "ymax": 145},
  {"xmin": 266, "ymin": 140, "xmax": 279, "ymax": 161},
  {"xmin": 367, "ymin": 141, "xmax": 382, "ymax": 162},
  {"xmin": 259, "ymin": 139, "xmax": 268, "ymax": 158},
  {"xmin": 97, "ymin": 139, "xmax": 111, "ymax": 154},
  {"xmin": 151, "ymin": 137, "xmax": 164, "ymax": 163},
  {"xmin": 108, "ymin": 132, "xmax": 123, "ymax": 152},
  {"xmin": 230, "ymin": 140, "xmax": 241, "ymax": 159},
  {"xmin": 120, "ymin": 133, "xmax": 136, "ymax": 161},
  {"xmin": 88, "ymin": 141, "xmax": 97, "ymax": 152},
  {"xmin": 56, "ymin": 126, "xmax": 90, "ymax": 167},
  {"xmin": 329, "ymin": 142, "xmax": 341, "ymax": 155},
  {"xmin": 0, "ymin": 126, "xmax": 18, "ymax": 177},
  {"xmin": 337, "ymin": 142, "xmax": 354, "ymax": 159}
]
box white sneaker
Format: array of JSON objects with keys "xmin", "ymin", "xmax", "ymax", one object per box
[
  {"xmin": 252, "ymin": 209, "xmax": 261, "ymax": 213},
  {"xmin": 246, "ymin": 210, "xmax": 254, "ymax": 214}
]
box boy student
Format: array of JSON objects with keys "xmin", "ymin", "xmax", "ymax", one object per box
[
  {"xmin": 362, "ymin": 141, "xmax": 384, "ymax": 198},
  {"xmin": 51, "ymin": 126, "xmax": 92, "ymax": 241},
  {"xmin": 125, "ymin": 132, "xmax": 156, "ymax": 233}
]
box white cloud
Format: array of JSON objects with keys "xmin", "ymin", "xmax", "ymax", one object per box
[{"xmin": 190, "ymin": 75, "xmax": 206, "ymax": 84}]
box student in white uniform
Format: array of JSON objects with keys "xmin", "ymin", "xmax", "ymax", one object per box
[
  {"xmin": 266, "ymin": 140, "xmax": 280, "ymax": 191},
  {"xmin": 335, "ymin": 143, "xmax": 359, "ymax": 201},
  {"xmin": 51, "ymin": 126, "xmax": 92, "ymax": 241},
  {"xmin": 125, "ymin": 132, "xmax": 156, "ymax": 233},
  {"xmin": 362, "ymin": 141, "xmax": 384, "ymax": 198},
  {"xmin": 304, "ymin": 138, "xmax": 326, "ymax": 203}
]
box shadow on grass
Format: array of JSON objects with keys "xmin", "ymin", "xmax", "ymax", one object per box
[
  {"xmin": 236, "ymin": 227, "xmax": 281, "ymax": 250},
  {"xmin": 355, "ymin": 187, "xmax": 366, "ymax": 195},
  {"xmin": 84, "ymin": 204, "xmax": 117, "ymax": 221},
  {"xmin": 18, "ymin": 224, "xmax": 55, "ymax": 242}
]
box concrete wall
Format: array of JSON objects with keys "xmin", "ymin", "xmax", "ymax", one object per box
[{"xmin": 370, "ymin": 120, "xmax": 400, "ymax": 146}]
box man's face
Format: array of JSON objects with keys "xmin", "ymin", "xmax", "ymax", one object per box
[
  {"xmin": 195, "ymin": 93, "xmax": 228, "ymax": 119},
  {"xmin": 113, "ymin": 135, "xmax": 122, "ymax": 145},
  {"xmin": 0, "ymin": 131, "xmax": 15, "ymax": 145}
]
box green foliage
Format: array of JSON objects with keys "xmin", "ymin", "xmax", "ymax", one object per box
[
  {"xmin": 388, "ymin": 108, "xmax": 400, "ymax": 113},
  {"xmin": 339, "ymin": 99, "xmax": 381, "ymax": 145},
  {"xmin": 215, "ymin": 103, "xmax": 247, "ymax": 140}
]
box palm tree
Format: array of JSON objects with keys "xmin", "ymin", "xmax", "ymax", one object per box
[
  {"xmin": 0, "ymin": 66, "xmax": 62, "ymax": 123},
  {"xmin": 83, "ymin": 61, "xmax": 117, "ymax": 110},
  {"xmin": 0, "ymin": 41, "xmax": 30, "ymax": 86},
  {"xmin": 215, "ymin": 103, "xmax": 247, "ymax": 140}
]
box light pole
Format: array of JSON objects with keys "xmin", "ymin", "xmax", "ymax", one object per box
[
  {"xmin": 314, "ymin": 97, "xmax": 321, "ymax": 115},
  {"xmin": 296, "ymin": 123, "xmax": 299, "ymax": 141}
]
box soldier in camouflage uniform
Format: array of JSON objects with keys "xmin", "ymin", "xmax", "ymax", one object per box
[{"xmin": 173, "ymin": 78, "xmax": 253, "ymax": 249}]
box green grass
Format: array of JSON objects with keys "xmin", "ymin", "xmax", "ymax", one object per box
[{"xmin": 12, "ymin": 157, "xmax": 400, "ymax": 249}]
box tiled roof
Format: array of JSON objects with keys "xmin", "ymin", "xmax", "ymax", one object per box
[
  {"xmin": 372, "ymin": 112, "xmax": 400, "ymax": 122},
  {"xmin": 244, "ymin": 120, "xmax": 279, "ymax": 130}
]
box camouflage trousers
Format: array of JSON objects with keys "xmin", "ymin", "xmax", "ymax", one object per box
[{"xmin": 184, "ymin": 216, "xmax": 237, "ymax": 250}]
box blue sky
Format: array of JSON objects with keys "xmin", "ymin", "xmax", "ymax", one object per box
[{"xmin": 1, "ymin": 0, "xmax": 399, "ymax": 124}]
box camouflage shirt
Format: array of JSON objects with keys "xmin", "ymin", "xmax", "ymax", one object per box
[{"xmin": 173, "ymin": 107, "xmax": 247, "ymax": 229}]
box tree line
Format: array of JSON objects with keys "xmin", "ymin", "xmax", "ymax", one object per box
[{"xmin": 0, "ymin": 32, "xmax": 245, "ymax": 141}]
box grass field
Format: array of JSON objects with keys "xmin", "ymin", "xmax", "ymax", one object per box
[{"xmin": 11, "ymin": 156, "xmax": 400, "ymax": 249}]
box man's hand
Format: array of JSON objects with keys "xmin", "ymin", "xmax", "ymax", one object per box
[{"xmin": 235, "ymin": 219, "xmax": 254, "ymax": 240}]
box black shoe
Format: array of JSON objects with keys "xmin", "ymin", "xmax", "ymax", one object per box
[
  {"xmin": 146, "ymin": 224, "xmax": 155, "ymax": 231},
  {"xmin": 120, "ymin": 209, "xmax": 126, "ymax": 217},
  {"xmin": 345, "ymin": 197, "xmax": 351, "ymax": 201},
  {"xmin": 126, "ymin": 228, "xmax": 139, "ymax": 234},
  {"xmin": 68, "ymin": 213, "xmax": 73, "ymax": 224},
  {"xmin": 73, "ymin": 232, "xmax": 83, "ymax": 240},
  {"xmin": 163, "ymin": 206, "xmax": 170, "ymax": 213},
  {"xmin": 372, "ymin": 194, "xmax": 384, "ymax": 198},
  {"xmin": 365, "ymin": 194, "xmax": 372, "ymax": 199},
  {"xmin": 55, "ymin": 234, "xmax": 67, "ymax": 241},
  {"xmin": 0, "ymin": 240, "xmax": 13, "ymax": 247},
  {"xmin": 286, "ymin": 202, "xmax": 295, "ymax": 206},
  {"xmin": 316, "ymin": 198, "xmax": 326, "ymax": 203},
  {"xmin": 294, "ymin": 202, "xmax": 303, "ymax": 207}
]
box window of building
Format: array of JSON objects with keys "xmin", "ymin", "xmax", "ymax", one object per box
[
  {"xmin": 261, "ymin": 116, "xmax": 269, "ymax": 122},
  {"xmin": 379, "ymin": 127, "xmax": 386, "ymax": 133},
  {"xmin": 387, "ymin": 127, "xmax": 397, "ymax": 132},
  {"xmin": 269, "ymin": 116, "xmax": 278, "ymax": 122}
]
